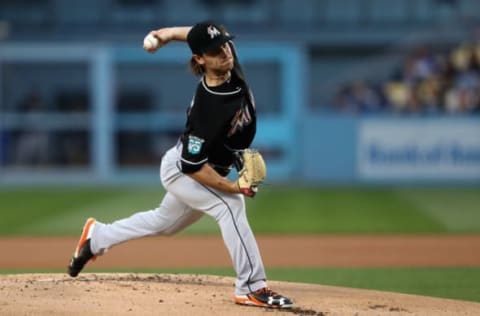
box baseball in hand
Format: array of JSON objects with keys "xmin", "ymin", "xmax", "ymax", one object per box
[{"xmin": 143, "ymin": 34, "xmax": 159, "ymax": 50}]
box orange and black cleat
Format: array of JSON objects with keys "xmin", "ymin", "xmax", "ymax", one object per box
[
  {"xmin": 234, "ymin": 287, "xmax": 293, "ymax": 308},
  {"xmin": 67, "ymin": 218, "xmax": 96, "ymax": 277}
]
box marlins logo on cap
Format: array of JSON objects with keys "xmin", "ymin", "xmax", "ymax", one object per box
[
  {"xmin": 207, "ymin": 25, "xmax": 221, "ymax": 39},
  {"xmin": 187, "ymin": 21, "xmax": 234, "ymax": 55}
]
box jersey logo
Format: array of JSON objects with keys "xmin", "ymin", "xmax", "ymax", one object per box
[
  {"xmin": 207, "ymin": 25, "xmax": 221, "ymax": 39},
  {"xmin": 228, "ymin": 104, "xmax": 252, "ymax": 137},
  {"xmin": 187, "ymin": 135, "xmax": 205, "ymax": 155}
]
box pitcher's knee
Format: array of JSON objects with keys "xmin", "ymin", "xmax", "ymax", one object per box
[
  {"xmin": 213, "ymin": 194, "xmax": 245, "ymax": 220},
  {"xmin": 229, "ymin": 192, "xmax": 246, "ymax": 208}
]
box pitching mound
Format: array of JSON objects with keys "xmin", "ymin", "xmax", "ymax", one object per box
[{"xmin": 1, "ymin": 274, "xmax": 479, "ymax": 316}]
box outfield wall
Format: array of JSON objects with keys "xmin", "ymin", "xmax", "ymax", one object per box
[
  {"xmin": 301, "ymin": 115, "xmax": 480, "ymax": 184},
  {"xmin": 0, "ymin": 43, "xmax": 479, "ymax": 185}
]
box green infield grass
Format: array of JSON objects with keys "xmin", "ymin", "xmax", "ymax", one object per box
[
  {"xmin": 0, "ymin": 185, "xmax": 480, "ymax": 235},
  {"xmin": 0, "ymin": 186, "xmax": 479, "ymax": 235}
]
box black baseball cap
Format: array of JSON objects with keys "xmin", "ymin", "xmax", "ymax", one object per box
[{"xmin": 187, "ymin": 21, "xmax": 234, "ymax": 55}]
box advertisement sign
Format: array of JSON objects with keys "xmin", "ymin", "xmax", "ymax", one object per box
[{"xmin": 358, "ymin": 119, "xmax": 480, "ymax": 180}]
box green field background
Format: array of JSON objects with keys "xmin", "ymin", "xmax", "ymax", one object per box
[{"xmin": 1, "ymin": 186, "xmax": 480, "ymax": 302}]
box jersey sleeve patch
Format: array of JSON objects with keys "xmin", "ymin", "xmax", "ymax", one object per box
[{"xmin": 187, "ymin": 135, "xmax": 205, "ymax": 155}]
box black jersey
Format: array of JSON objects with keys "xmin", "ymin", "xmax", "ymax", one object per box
[{"xmin": 180, "ymin": 72, "xmax": 256, "ymax": 176}]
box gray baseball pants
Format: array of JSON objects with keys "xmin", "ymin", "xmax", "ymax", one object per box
[{"xmin": 89, "ymin": 144, "xmax": 267, "ymax": 295}]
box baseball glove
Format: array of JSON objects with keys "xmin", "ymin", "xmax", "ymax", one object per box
[{"xmin": 235, "ymin": 149, "xmax": 267, "ymax": 197}]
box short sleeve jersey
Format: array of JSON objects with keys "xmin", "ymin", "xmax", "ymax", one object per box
[{"xmin": 180, "ymin": 72, "xmax": 256, "ymax": 176}]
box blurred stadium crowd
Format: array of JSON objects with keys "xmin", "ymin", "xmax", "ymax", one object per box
[{"xmin": 334, "ymin": 41, "xmax": 480, "ymax": 115}]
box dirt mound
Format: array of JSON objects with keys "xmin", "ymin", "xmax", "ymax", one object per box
[{"xmin": 1, "ymin": 274, "xmax": 479, "ymax": 316}]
